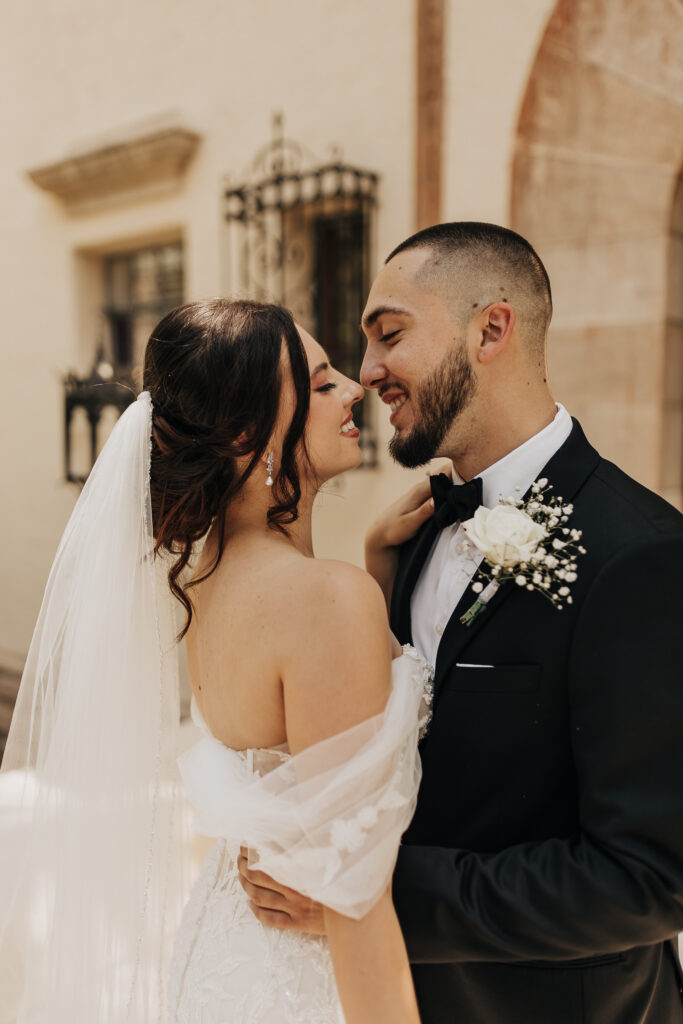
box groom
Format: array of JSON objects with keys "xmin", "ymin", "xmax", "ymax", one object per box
[{"xmin": 241, "ymin": 222, "xmax": 683, "ymax": 1023}]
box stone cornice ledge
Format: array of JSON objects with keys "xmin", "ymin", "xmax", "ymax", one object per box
[{"xmin": 27, "ymin": 125, "xmax": 201, "ymax": 211}]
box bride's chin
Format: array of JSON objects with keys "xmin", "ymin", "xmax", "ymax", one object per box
[
  {"xmin": 340, "ymin": 447, "xmax": 363, "ymax": 475},
  {"xmin": 311, "ymin": 448, "xmax": 363, "ymax": 484}
]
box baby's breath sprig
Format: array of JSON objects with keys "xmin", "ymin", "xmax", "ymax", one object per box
[
  {"xmin": 508, "ymin": 480, "xmax": 586, "ymax": 610},
  {"xmin": 459, "ymin": 479, "xmax": 587, "ymax": 626}
]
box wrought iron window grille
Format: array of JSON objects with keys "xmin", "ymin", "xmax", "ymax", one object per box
[
  {"xmin": 225, "ymin": 116, "xmax": 379, "ymax": 467},
  {"xmin": 64, "ymin": 242, "xmax": 183, "ymax": 483}
]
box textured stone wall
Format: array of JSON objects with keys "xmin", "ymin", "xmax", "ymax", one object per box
[{"xmin": 512, "ymin": 0, "xmax": 683, "ymax": 507}]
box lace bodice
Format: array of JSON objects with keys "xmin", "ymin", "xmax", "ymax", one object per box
[{"xmin": 189, "ymin": 699, "xmax": 292, "ymax": 776}]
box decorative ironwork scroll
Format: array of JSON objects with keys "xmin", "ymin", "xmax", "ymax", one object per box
[{"xmin": 225, "ymin": 116, "xmax": 378, "ymax": 465}]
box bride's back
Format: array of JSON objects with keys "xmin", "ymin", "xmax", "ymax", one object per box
[
  {"xmin": 186, "ymin": 532, "xmax": 302, "ymax": 751},
  {"xmin": 185, "ymin": 524, "xmax": 392, "ymax": 756}
]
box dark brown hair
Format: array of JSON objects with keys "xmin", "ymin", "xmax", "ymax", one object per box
[
  {"xmin": 386, "ymin": 221, "xmax": 552, "ymax": 307},
  {"xmin": 142, "ymin": 299, "xmax": 310, "ymax": 638}
]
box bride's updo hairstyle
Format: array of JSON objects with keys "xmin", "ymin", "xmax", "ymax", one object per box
[{"xmin": 143, "ymin": 298, "xmax": 310, "ymax": 637}]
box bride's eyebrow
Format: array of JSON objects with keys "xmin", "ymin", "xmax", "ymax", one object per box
[{"xmin": 310, "ymin": 361, "xmax": 329, "ymax": 378}]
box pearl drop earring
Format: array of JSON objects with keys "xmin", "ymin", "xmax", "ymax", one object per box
[{"xmin": 265, "ymin": 452, "xmax": 274, "ymax": 487}]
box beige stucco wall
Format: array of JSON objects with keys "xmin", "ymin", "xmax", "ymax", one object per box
[
  {"xmin": 442, "ymin": 0, "xmax": 555, "ymax": 225},
  {"xmin": 0, "ymin": 0, "xmax": 557, "ymax": 666}
]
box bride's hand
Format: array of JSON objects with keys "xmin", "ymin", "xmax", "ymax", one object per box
[
  {"xmin": 365, "ymin": 477, "xmax": 436, "ymax": 607},
  {"xmin": 237, "ymin": 847, "xmax": 326, "ymax": 935}
]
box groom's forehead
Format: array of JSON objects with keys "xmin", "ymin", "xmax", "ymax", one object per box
[
  {"xmin": 362, "ymin": 253, "xmax": 454, "ymax": 334},
  {"xmin": 362, "ymin": 251, "xmax": 431, "ymax": 326},
  {"xmin": 373, "ymin": 248, "xmax": 430, "ymax": 293}
]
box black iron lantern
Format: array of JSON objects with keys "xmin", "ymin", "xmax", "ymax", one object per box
[{"xmin": 64, "ymin": 349, "xmax": 135, "ymax": 484}]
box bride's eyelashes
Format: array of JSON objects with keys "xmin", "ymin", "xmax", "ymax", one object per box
[{"xmin": 315, "ymin": 382, "xmax": 337, "ymax": 392}]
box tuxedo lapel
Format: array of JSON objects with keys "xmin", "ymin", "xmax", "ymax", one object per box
[
  {"xmin": 534, "ymin": 418, "xmax": 600, "ymax": 509},
  {"xmin": 390, "ymin": 517, "xmax": 439, "ymax": 642},
  {"xmin": 432, "ymin": 420, "xmax": 600, "ymax": 701}
]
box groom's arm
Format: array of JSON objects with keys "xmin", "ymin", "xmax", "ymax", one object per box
[{"xmin": 394, "ymin": 533, "xmax": 683, "ymax": 963}]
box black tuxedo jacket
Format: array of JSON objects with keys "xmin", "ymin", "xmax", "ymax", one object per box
[{"xmin": 391, "ymin": 420, "xmax": 683, "ymax": 1024}]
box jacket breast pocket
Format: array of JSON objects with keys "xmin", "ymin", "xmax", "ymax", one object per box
[{"xmin": 449, "ymin": 663, "xmax": 541, "ymax": 693}]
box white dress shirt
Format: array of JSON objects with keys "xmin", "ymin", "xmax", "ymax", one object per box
[{"xmin": 411, "ymin": 404, "xmax": 573, "ymax": 665}]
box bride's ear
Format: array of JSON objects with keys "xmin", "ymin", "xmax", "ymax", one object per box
[{"xmin": 258, "ymin": 448, "xmax": 278, "ymax": 468}]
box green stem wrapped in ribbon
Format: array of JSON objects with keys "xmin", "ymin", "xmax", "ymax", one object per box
[{"xmin": 460, "ymin": 580, "xmax": 501, "ymax": 627}]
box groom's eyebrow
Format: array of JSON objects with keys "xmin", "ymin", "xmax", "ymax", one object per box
[{"xmin": 361, "ymin": 304, "xmax": 412, "ymax": 331}]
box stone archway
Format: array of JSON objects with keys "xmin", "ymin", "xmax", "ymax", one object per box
[{"xmin": 511, "ymin": 0, "xmax": 683, "ymax": 508}]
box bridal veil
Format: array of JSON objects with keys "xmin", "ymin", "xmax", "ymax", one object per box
[{"xmin": 0, "ymin": 393, "xmax": 188, "ymax": 1023}]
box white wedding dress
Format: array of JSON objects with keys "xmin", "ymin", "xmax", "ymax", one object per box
[{"xmin": 168, "ymin": 647, "xmax": 433, "ymax": 1024}]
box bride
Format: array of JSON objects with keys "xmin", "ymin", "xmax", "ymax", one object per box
[{"xmin": 0, "ymin": 299, "xmax": 432, "ymax": 1023}]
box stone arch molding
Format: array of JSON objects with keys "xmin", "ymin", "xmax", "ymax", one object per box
[{"xmin": 512, "ymin": 0, "xmax": 683, "ymax": 508}]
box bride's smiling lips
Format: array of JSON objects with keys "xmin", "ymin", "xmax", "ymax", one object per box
[{"xmin": 339, "ymin": 412, "xmax": 360, "ymax": 439}]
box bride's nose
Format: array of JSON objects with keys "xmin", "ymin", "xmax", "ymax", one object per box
[{"xmin": 342, "ymin": 378, "xmax": 365, "ymax": 407}]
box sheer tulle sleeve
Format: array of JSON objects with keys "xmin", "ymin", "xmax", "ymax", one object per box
[{"xmin": 178, "ymin": 647, "xmax": 432, "ymax": 919}]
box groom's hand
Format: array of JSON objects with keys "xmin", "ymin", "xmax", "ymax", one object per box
[{"xmin": 237, "ymin": 847, "xmax": 326, "ymax": 935}]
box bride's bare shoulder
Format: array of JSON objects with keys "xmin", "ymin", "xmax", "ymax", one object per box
[
  {"xmin": 273, "ymin": 559, "xmax": 393, "ymax": 752},
  {"xmin": 272, "ymin": 556, "xmax": 387, "ymax": 630}
]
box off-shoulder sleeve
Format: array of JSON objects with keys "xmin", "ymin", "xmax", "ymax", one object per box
[{"xmin": 178, "ymin": 648, "xmax": 429, "ymax": 918}]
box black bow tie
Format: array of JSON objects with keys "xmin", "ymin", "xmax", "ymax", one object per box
[{"xmin": 430, "ymin": 473, "xmax": 484, "ymax": 530}]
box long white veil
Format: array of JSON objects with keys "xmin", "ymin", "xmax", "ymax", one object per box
[{"xmin": 0, "ymin": 393, "xmax": 189, "ymax": 1023}]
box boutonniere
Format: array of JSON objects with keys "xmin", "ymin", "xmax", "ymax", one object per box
[{"xmin": 459, "ymin": 479, "xmax": 587, "ymax": 626}]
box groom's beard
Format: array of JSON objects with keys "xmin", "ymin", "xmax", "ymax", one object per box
[{"xmin": 389, "ymin": 342, "xmax": 477, "ymax": 468}]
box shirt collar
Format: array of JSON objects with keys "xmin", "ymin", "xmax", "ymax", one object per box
[{"xmin": 453, "ymin": 404, "xmax": 573, "ymax": 509}]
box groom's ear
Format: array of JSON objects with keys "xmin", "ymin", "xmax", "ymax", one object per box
[{"xmin": 476, "ymin": 303, "xmax": 515, "ymax": 364}]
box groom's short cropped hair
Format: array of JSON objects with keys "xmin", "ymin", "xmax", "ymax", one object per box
[{"xmin": 386, "ymin": 222, "xmax": 553, "ymax": 356}]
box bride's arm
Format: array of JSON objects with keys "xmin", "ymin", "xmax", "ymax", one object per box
[
  {"xmin": 325, "ymin": 887, "xmax": 420, "ymax": 1024},
  {"xmin": 281, "ymin": 562, "xmax": 420, "ymax": 1024}
]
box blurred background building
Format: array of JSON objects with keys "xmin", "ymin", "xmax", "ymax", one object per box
[{"xmin": 1, "ymin": 0, "xmax": 682, "ymax": 744}]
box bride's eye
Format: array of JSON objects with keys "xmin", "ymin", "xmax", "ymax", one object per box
[{"xmin": 316, "ymin": 382, "xmax": 337, "ymax": 392}]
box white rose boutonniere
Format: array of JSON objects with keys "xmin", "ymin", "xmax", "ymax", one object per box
[
  {"xmin": 459, "ymin": 479, "xmax": 587, "ymax": 626},
  {"xmin": 463, "ymin": 505, "xmax": 547, "ymax": 568}
]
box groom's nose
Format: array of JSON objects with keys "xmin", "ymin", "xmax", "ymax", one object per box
[{"xmin": 359, "ymin": 344, "xmax": 387, "ymax": 390}]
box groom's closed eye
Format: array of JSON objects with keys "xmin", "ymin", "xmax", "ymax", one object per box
[{"xmin": 379, "ymin": 330, "xmax": 401, "ymax": 344}]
